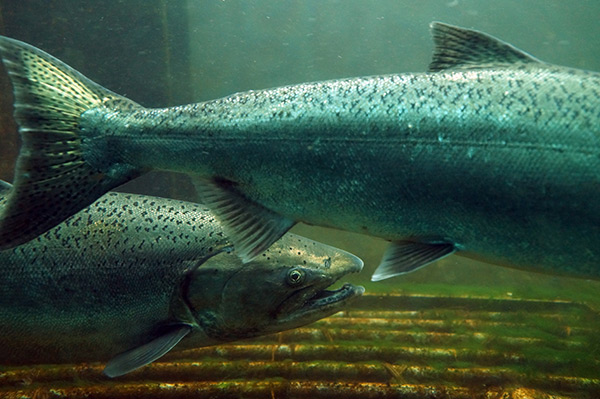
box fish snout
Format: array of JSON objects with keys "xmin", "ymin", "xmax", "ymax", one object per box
[{"xmin": 330, "ymin": 247, "xmax": 364, "ymax": 276}]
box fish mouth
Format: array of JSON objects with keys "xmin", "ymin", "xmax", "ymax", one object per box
[
  {"xmin": 277, "ymin": 282, "xmax": 364, "ymax": 322},
  {"xmin": 300, "ymin": 250, "xmax": 365, "ymax": 313},
  {"xmin": 304, "ymin": 283, "xmax": 365, "ymax": 310},
  {"xmin": 274, "ymin": 245, "xmax": 365, "ymax": 323}
]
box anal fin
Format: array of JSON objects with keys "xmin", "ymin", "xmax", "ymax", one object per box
[
  {"xmin": 103, "ymin": 324, "xmax": 192, "ymax": 378},
  {"xmin": 371, "ymin": 240, "xmax": 456, "ymax": 281},
  {"xmin": 194, "ymin": 178, "xmax": 295, "ymax": 262}
]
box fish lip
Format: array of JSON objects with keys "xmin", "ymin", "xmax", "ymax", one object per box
[
  {"xmin": 303, "ymin": 283, "xmax": 365, "ymax": 310},
  {"xmin": 277, "ymin": 281, "xmax": 364, "ymax": 319}
]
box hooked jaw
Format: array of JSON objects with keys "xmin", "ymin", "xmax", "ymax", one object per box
[{"xmin": 301, "ymin": 283, "xmax": 365, "ymax": 312}]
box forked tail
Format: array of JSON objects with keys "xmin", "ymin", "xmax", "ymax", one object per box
[{"xmin": 0, "ymin": 36, "xmax": 142, "ymax": 249}]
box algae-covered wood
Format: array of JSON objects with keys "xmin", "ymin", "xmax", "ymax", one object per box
[{"xmin": 1, "ymin": 293, "xmax": 599, "ymax": 399}]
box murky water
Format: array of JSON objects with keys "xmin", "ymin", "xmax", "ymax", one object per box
[{"xmin": 0, "ymin": 1, "xmax": 599, "ymax": 397}]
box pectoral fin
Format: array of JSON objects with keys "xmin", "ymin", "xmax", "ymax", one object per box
[
  {"xmin": 0, "ymin": 180, "xmax": 12, "ymax": 194},
  {"xmin": 194, "ymin": 178, "xmax": 295, "ymax": 262},
  {"xmin": 371, "ymin": 240, "xmax": 456, "ymax": 281},
  {"xmin": 103, "ymin": 324, "xmax": 192, "ymax": 378}
]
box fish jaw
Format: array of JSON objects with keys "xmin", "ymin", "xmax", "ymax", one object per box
[{"xmin": 275, "ymin": 283, "xmax": 365, "ymax": 328}]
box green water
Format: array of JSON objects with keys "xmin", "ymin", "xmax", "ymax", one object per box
[
  {"xmin": 0, "ymin": 1, "xmax": 599, "ymax": 396},
  {"xmin": 1, "ymin": 0, "xmax": 599, "ymax": 310}
]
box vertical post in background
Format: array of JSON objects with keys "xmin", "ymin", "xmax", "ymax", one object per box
[
  {"xmin": 0, "ymin": 1, "xmax": 196, "ymax": 199},
  {"xmin": 158, "ymin": 0, "xmax": 196, "ymax": 200},
  {"xmin": 159, "ymin": 0, "xmax": 174, "ymax": 107},
  {"xmin": 0, "ymin": 4, "xmax": 18, "ymax": 182}
]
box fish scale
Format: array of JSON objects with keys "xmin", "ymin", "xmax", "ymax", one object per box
[
  {"xmin": 86, "ymin": 63, "xmax": 599, "ymax": 276},
  {"xmin": 0, "ymin": 192, "xmax": 229, "ymax": 365},
  {"xmin": 0, "ymin": 186, "xmax": 364, "ymax": 376},
  {"xmin": 0, "ymin": 22, "xmax": 598, "ymax": 279}
]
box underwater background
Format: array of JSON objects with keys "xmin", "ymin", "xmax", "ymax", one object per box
[{"xmin": 0, "ymin": 1, "xmax": 599, "ymax": 398}]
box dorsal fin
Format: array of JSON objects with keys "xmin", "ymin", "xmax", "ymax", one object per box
[{"xmin": 428, "ymin": 22, "xmax": 543, "ymax": 72}]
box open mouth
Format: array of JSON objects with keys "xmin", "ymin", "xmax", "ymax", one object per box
[
  {"xmin": 276, "ymin": 282, "xmax": 365, "ymax": 318},
  {"xmin": 304, "ymin": 283, "xmax": 365, "ymax": 310}
]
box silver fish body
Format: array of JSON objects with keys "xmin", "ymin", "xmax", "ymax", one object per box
[
  {"xmin": 83, "ymin": 63, "xmax": 600, "ymax": 277},
  {"xmin": 0, "ymin": 22, "xmax": 598, "ymax": 279},
  {"xmin": 0, "ymin": 185, "xmax": 364, "ymax": 376}
]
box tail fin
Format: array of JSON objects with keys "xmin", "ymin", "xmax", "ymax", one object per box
[{"xmin": 0, "ymin": 36, "xmax": 142, "ymax": 249}]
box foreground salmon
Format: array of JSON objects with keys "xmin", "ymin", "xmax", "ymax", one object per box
[{"xmin": 0, "ymin": 182, "xmax": 363, "ymax": 377}]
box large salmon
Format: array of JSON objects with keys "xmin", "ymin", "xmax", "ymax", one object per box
[{"xmin": 0, "ymin": 22, "xmax": 598, "ymax": 280}]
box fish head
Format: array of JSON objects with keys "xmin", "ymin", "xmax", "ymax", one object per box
[{"xmin": 184, "ymin": 233, "xmax": 364, "ymax": 342}]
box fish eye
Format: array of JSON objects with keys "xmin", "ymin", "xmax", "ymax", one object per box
[{"xmin": 286, "ymin": 268, "xmax": 305, "ymax": 286}]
